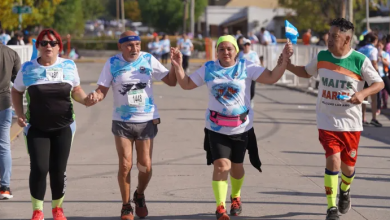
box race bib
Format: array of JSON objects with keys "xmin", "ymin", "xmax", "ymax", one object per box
[
  {"xmin": 128, "ymin": 89, "xmax": 147, "ymax": 106},
  {"xmin": 46, "ymin": 68, "xmax": 63, "ymax": 82}
]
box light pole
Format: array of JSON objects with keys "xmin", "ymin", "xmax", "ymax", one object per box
[
  {"xmin": 121, "ymin": 0, "xmax": 125, "ymax": 32},
  {"xmin": 348, "ymin": 0, "xmax": 353, "ymax": 22},
  {"xmin": 116, "ymin": 0, "xmax": 119, "ymax": 24},
  {"xmin": 183, "ymin": 0, "xmax": 189, "ymax": 34},
  {"xmin": 190, "ymin": 0, "xmax": 195, "ymax": 36},
  {"xmin": 366, "ymin": 0, "xmax": 370, "ymax": 31}
]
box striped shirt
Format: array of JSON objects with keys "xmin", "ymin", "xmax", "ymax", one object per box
[{"xmin": 305, "ymin": 49, "xmax": 382, "ymax": 131}]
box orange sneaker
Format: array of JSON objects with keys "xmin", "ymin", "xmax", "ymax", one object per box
[
  {"xmin": 52, "ymin": 207, "xmax": 67, "ymax": 220},
  {"xmin": 215, "ymin": 204, "xmax": 230, "ymax": 220},
  {"xmin": 31, "ymin": 210, "xmax": 44, "ymax": 220},
  {"xmin": 230, "ymin": 196, "xmax": 242, "ymax": 216},
  {"xmin": 121, "ymin": 204, "xmax": 134, "ymax": 220},
  {"xmin": 0, "ymin": 186, "xmax": 13, "ymax": 199}
]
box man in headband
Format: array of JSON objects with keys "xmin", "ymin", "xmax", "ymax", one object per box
[{"xmin": 86, "ymin": 31, "xmax": 177, "ymax": 220}]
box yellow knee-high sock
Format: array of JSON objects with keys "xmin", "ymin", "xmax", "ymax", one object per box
[
  {"xmin": 324, "ymin": 169, "xmax": 339, "ymax": 209},
  {"xmin": 212, "ymin": 180, "xmax": 228, "ymax": 208},
  {"xmin": 31, "ymin": 196, "xmax": 44, "ymax": 211},
  {"xmin": 52, "ymin": 196, "xmax": 65, "ymax": 208},
  {"xmin": 230, "ymin": 175, "xmax": 244, "ymax": 198},
  {"xmin": 341, "ymin": 171, "xmax": 355, "ymax": 191}
]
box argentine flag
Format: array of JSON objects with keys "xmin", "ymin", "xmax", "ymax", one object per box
[
  {"xmin": 31, "ymin": 39, "xmax": 38, "ymax": 60},
  {"xmin": 285, "ymin": 20, "xmax": 299, "ymax": 44}
]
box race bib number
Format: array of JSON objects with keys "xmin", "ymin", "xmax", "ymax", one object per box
[
  {"xmin": 46, "ymin": 68, "xmax": 63, "ymax": 82},
  {"xmin": 128, "ymin": 89, "xmax": 147, "ymax": 106}
]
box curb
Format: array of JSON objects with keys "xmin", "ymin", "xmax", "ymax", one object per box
[
  {"xmin": 10, "ymin": 121, "xmax": 23, "ymax": 142},
  {"xmin": 275, "ymin": 83, "xmax": 390, "ymax": 117}
]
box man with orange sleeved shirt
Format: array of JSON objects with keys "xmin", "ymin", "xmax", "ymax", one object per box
[{"xmin": 303, "ymin": 29, "xmax": 312, "ymax": 45}]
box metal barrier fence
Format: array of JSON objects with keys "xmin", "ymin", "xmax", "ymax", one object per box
[
  {"xmin": 8, "ymin": 45, "xmax": 33, "ymax": 107},
  {"xmin": 251, "ymin": 44, "xmax": 327, "ymax": 86},
  {"xmin": 208, "ymin": 42, "xmax": 327, "ymax": 88},
  {"xmin": 8, "ymin": 45, "xmax": 33, "ymax": 64}
]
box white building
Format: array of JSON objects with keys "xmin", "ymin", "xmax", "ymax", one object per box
[{"xmin": 201, "ymin": 0, "xmax": 295, "ymax": 38}]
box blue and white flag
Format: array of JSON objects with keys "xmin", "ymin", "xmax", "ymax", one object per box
[
  {"xmin": 31, "ymin": 39, "xmax": 38, "ymax": 60},
  {"xmin": 361, "ymin": 29, "xmax": 369, "ymax": 36},
  {"xmin": 285, "ymin": 20, "xmax": 299, "ymax": 44}
]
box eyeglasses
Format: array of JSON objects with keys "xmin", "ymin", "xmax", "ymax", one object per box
[{"xmin": 39, "ymin": 41, "xmax": 59, "ymax": 47}]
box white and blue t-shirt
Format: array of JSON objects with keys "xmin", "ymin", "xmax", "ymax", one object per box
[
  {"xmin": 13, "ymin": 57, "xmax": 80, "ymax": 131},
  {"xmin": 378, "ymin": 51, "xmax": 389, "ymax": 77},
  {"xmin": 189, "ymin": 59, "xmax": 265, "ymax": 135},
  {"xmin": 179, "ymin": 39, "xmax": 193, "ymax": 56},
  {"xmin": 358, "ymin": 44, "xmax": 378, "ymax": 62},
  {"xmin": 148, "ymin": 41, "xmax": 161, "ymax": 55},
  {"xmin": 0, "ymin": 34, "xmax": 11, "ymax": 45},
  {"xmin": 238, "ymin": 51, "xmax": 260, "ymax": 65},
  {"xmin": 160, "ymin": 39, "xmax": 171, "ymax": 54},
  {"xmin": 97, "ymin": 52, "xmax": 169, "ymax": 123}
]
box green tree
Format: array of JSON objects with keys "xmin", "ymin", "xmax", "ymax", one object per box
[
  {"xmin": 82, "ymin": 0, "xmax": 107, "ymax": 21},
  {"xmin": 52, "ymin": 0, "xmax": 84, "ymax": 35},
  {"xmin": 138, "ymin": 0, "xmax": 207, "ymax": 33},
  {"xmin": 278, "ymin": 0, "xmax": 379, "ymax": 34},
  {"xmin": 125, "ymin": 0, "xmax": 142, "ymax": 21},
  {"xmin": 0, "ymin": 0, "xmax": 63, "ymax": 30},
  {"xmin": 194, "ymin": 0, "xmax": 208, "ymax": 24}
]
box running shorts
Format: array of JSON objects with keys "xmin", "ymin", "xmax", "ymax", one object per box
[
  {"xmin": 318, "ymin": 129, "xmax": 361, "ymax": 166},
  {"xmin": 112, "ymin": 120, "xmax": 158, "ymax": 140},
  {"xmin": 206, "ymin": 128, "xmax": 249, "ymax": 163}
]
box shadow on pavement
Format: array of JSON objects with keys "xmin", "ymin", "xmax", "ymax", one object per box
[
  {"xmin": 361, "ymin": 126, "xmax": 390, "ymax": 145},
  {"xmin": 4, "ymin": 200, "xmax": 389, "ymax": 210},
  {"xmin": 360, "ymin": 146, "xmax": 390, "ymax": 150},
  {"xmin": 260, "ymin": 191, "xmax": 390, "ymax": 200},
  {"xmin": 176, "ymin": 118, "xmax": 317, "ymax": 126},
  {"xmin": 281, "ymin": 150, "xmax": 390, "ymax": 159},
  {"xmin": 25, "ymin": 212, "xmax": 324, "ymax": 220},
  {"xmin": 303, "ymin": 175, "xmax": 390, "ymax": 183}
]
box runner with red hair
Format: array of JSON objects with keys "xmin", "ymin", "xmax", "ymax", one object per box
[
  {"xmin": 35, "ymin": 29, "xmax": 63, "ymax": 53},
  {"xmin": 11, "ymin": 28, "xmax": 90, "ymax": 220}
]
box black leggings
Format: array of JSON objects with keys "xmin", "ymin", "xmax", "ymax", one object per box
[
  {"xmin": 377, "ymin": 76, "xmax": 390, "ymax": 109},
  {"xmin": 182, "ymin": 55, "xmax": 190, "ymax": 71},
  {"xmin": 25, "ymin": 122, "xmax": 75, "ymax": 201}
]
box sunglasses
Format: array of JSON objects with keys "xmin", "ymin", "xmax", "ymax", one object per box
[{"xmin": 39, "ymin": 40, "xmax": 59, "ymax": 47}]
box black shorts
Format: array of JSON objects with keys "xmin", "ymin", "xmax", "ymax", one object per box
[
  {"xmin": 364, "ymin": 82, "xmax": 369, "ymax": 89},
  {"xmin": 206, "ymin": 128, "xmax": 248, "ymax": 163}
]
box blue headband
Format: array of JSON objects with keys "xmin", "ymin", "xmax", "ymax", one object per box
[{"xmin": 118, "ymin": 35, "xmax": 141, "ymax": 44}]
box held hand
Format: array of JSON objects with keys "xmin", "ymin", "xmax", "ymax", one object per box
[
  {"xmin": 277, "ymin": 54, "xmax": 291, "ymax": 66},
  {"xmin": 170, "ymin": 47, "xmax": 182, "ymax": 68},
  {"xmin": 85, "ymin": 91, "xmax": 99, "ymax": 107},
  {"xmin": 282, "ymin": 40, "xmax": 294, "ymax": 60},
  {"xmin": 17, "ymin": 115, "xmax": 27, "ymax": 127},
  {"xmin": 348, "ymin": 92, "xmax": 365, "ymax": 104}
]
